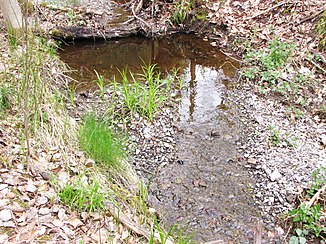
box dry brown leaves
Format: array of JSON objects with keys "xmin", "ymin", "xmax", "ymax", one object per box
[
  {"xmin": 205, "ymin": 0, "xmax": 325, "ymax": 59},
  {"xmin": 0, "ymin": 116, "xmax": 146, "ymax": 243}
]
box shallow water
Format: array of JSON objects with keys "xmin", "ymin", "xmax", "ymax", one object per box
[{"xmin": 60, "ymin": 34, "xmax": 261, "ymax": 242}]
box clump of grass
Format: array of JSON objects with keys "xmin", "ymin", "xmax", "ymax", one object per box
[
  {"xmin": 0, "ymin": 84, "xmax": 14, "ymax": 111},
  {"xmin": 58, "ymin": 174, "xmax": 107, "ymax": 212},
  {"xmin": 94, "ymin": 69, "xmax": 105, "ymax": 100},
  {"xmin": 171, "ymin": 0, "xmax": 193, "ymax": 26},
  {"xmin": 120, "ymin": 64, "xmax": 172, "ymax": 121},
  {"xmin": 170, "ymin": 0, "xmax": 207, "ymax": 26},
  {"xmin": 79, "ymin": 114, "xmax": 126, "ymax": 168}
]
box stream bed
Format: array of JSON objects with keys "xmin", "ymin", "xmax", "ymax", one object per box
[{"xmin": 60, "ymin": 34, "xmax": 263, "ymax": 242}]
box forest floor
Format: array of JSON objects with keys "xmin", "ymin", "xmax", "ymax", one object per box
[{"xmin": 0, "ymin": 0, "xmax": 325, "ymax": 243}]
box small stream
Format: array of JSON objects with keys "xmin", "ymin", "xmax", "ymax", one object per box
[{"xmin": 60, "ymin": 34, "xmax": 262, "ymax": 242}]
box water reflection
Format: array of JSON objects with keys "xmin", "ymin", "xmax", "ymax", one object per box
[{"xmin": 59, "ymin": 34, "xmax": 239, "ymax": 122}]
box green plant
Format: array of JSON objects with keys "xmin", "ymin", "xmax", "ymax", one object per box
[
  {"xmin": 289, "ymin": 228, "xmax": 308, "ymax": 244},
  {"xmin": 79, "ymin": 113, "xmax": 126, "ymax": 168},
  {"xmin": 288, "ymin": 203, "xmax": 325, "ymax": 238},
  {"xmin": 307, "ymin": 167, "xmax": 326, "ymax": 197},
  {"xmin": 171, "ymin": 0, "xmax": 193, "ymax": 25},
  {"xmin": 94, "ymin": 69, "xmax": 105, "ymax": 100},
  {"xmin": 7, "ymin": 27, "xmax": 19, "ymax": 49},
  {"xmin": 242, "ymin": 38, "xmax": 294, "ymax": 85},
  {"xmin": 47, "ymin": 0, "xmax": 80, "ymax": 7},
  {"xmin": 287, "ymin": 167, "xmax": 326, "ymax": 241},
  {"xmin": 58, "ymin": 175, "xmax": 107, "ymax": 212},
  {"xmin": 149, "ymin": 217, "xmax": 193, "ymax": 244},
  {"xmin": 316, "ymin": 10, "xmax": 326, "ymax": 50},
  {"xmin": 0, "ymin": 84, "xmax": 14, "ymax": 111},
  {"xmin": 68, "ymin": 83, "xmax": 77, "ymax": 106},
  {"xmin": 288, "ymin": 107, "xmax": 305, "ymax": 121},
  {"xmin": 67, "ymin": 10, "xmax": 77, "ymax": 26},
  {"xmin": 269, "ymin": 126, "xmax": 282, "ymax": 146},
  {"xmin": 119, "ymin": 64, "xmax": 172, "ymax": 121}
]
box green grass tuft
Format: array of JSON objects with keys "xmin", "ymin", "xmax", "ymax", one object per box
[
  {"xmin": 79, "ymin": 114, "xmax": 126, "ymax": 168},
  {"xmin": 120, "ymin": 63, "xmax": 172, "ymax": 121},
  {"xmin": 58, "ymin": 175, "xmax": 107, "ymax": 212}
]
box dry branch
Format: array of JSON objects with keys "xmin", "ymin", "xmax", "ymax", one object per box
[
  {"xmin": 244, "ymin": 2, "xmax": 288, "ymax": 20},
  {"xmin": 106, "ymin": 202, "xmax": 173, "ymax": 243}
]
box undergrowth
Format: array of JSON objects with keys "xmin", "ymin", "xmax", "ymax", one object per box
[
  {"xmin": 58, "ymin": 173, "xmax": 108, "ymax": 212},
  {"xmin": 241, "ymin": 37, "xmax": 315, "ymax": 107},
  {"xmin": 171, "ymin": 0, "xmax": 207, "ymax": 26},
  {"xmin": 0, "ymin": 17, "xmax": 193, "ymax": 244},
  {"xmin": 286, "ymin": 167, "xmax": 326, "ymax": 243},
  {"xmin": 79, "ymin": 113, "xmax": 126, "ymax": 168},
  {"xmin": 316, "ymin": 10, "xmax": 326, "ymax": 50}
]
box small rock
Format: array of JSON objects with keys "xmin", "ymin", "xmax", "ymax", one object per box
[
  {"xmin": 143, "ymin": 128, "xmax": 152, "ymax": 139},
  {"xmin": 26, "ymin": 184, "xmax": 37, "ymax": 193},
  {"xmin": 270, "ymin": 169, "xmax": 282, "ymax": 181},
  {"xmin": 40, "ymin": 172, "xmax": 50, "ymax": 181},
  {"xmin": 247, "ymin": 158, "xmax": 257, "ymax": 164},
  {"xmin": 37, "ymin": 196, "xmax": 48, "ymax": 205},
  {"xmin": 0, "ymin": 209, "xmax": 12, "ymax": 221}
]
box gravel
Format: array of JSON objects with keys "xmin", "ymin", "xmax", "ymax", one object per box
[{"xmin": 231, "ymin": 86, "xmax": 326, "ymax": 223}]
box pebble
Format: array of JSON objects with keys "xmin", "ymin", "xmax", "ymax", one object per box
[
  {"xmin": 26, "ymin": 184, "xmax": 37, "ymax": 193},
  {"xmin": 0, "ymin": 209, "xmax": 12, "ymax": 221}
]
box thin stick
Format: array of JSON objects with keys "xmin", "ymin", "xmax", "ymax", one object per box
[
  {"xmin": 105, "ymin": 202, "xmax": 173, "ymax": 243},
  {"xmin": 131, "ymin": 3, "xmax": 152, "ymax": 29},
  {"xmin": 219, "ymin": 49, "xmax": 242, "ymax": 63},
  {"xmin": 299, "ymin": 7, "xmax": 326, "ymax": 24},
  {"xmin": 306, "ymin": 58, "xmax": 326, "ymax": 74},
  {"xmin": 244, "ymin": 2, "xmax": 288, "ymax": 20}
]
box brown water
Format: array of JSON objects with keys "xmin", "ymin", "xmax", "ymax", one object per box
[{"xmin": 60, "ymin": 34, "xmax": 262, "ymax": 242}]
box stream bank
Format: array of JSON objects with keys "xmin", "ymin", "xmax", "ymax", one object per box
[{"xmin": 0, "ymin": 0, "xmax": 325, "ymax": 242}]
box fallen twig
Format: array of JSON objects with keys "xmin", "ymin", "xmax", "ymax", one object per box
[
  {"xmin": 106, "ymin": 202, "xmax": 173, "ymax": 243},
  {"xmin": 306, "ymin": 58, "xmax": 326, "ymax": 74},
  {"xmin": 244, "ymin": 2, "xmax": 288, "ymax": 20},
  {"xmin": 131, "ymin": 2, "xmax": 152, "ymax": 30},
  {"xmin": 299, "ymin": 7, "xmax": 326, "ymax": 24}
]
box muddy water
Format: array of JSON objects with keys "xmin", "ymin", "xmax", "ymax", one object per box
[{"xmin": 60, "ymin": 35, "xmax": 262, "ymax": 242}]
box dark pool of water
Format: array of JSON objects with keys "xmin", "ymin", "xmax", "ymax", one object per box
[
  {"xmin": 60, "ymin": 34, "xmax": 239, "ymax": 122},
  {"xmin": 60, "ymin": 34, "xmax": 262, "ymax": 242}
]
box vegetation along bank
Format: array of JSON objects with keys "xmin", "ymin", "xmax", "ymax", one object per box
[{"xmin": 0, "ymin": 0, "xmax": 325, "ymax": 243}]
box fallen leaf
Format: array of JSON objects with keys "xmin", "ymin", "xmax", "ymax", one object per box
[{"xmin": 67, "ymin": 217, "xmax": 84, "ymax": 229}]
